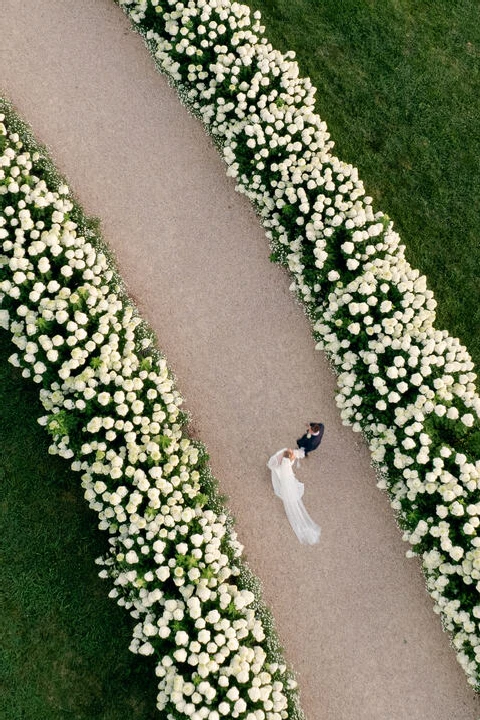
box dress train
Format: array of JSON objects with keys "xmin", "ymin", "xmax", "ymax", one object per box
[{"xmin": 267, "ymin": 449, "xmax": 320, "ymax": 545}]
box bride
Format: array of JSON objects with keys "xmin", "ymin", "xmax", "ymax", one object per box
[{"xmin": 267, "ymin": 448, "xmax": 321, "ymax": 545}]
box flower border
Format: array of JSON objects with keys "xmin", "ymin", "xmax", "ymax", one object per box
[
  {"xmin": 0, "ymin": 99, "xmax": 303, "ymax": 720},
  {"xmin": 114, "ymin": 0, "xmax": 480, "ymax": 690}
]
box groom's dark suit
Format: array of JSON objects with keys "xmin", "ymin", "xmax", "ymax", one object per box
[{"xmin": 297, "ymin": 423, "xmax": 324, "ymax": 456}]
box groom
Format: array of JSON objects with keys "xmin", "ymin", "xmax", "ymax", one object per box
[{"xmin": 297, "ymin": 422, "xmax": 324, "ymax": 456}]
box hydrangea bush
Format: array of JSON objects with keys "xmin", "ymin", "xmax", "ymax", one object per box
[
  {"xmin": 0, "ymin": 104, "xmax": 303, "ymax": 720},
  {"xmin": 115, "ymin": 0, "xmax": 480, "ymax": 689}
]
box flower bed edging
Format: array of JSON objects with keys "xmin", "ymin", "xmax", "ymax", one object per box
[
  {"xmin": 116, "ymin": 0, "xmax": 480, "ymax": 690},
  {"xmin": 0, "ymin": 100, "xmax": 303, "ymax": 720}
]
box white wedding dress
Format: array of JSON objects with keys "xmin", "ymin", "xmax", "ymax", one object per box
[{"xmin": 267, "ymin": 449, "xmax": 321, "ymax": 545}]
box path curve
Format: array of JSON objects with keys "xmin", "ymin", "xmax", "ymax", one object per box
[{"xmin": 1, "ymin": 2, "xmax": 479, "ymax": 719}]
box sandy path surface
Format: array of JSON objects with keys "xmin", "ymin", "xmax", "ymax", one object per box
[{"xmin": 1, "ymin": 2, "xmax": 479, "ymax": 719}]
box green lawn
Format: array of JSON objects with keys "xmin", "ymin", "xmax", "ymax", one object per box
[
  {"xmin": 245, "ymin": 0, "xmax": 480, "ymax": 371},
  {"xmin": 0, "ymin": 332, "xmax": 159, "ymax": 719}
]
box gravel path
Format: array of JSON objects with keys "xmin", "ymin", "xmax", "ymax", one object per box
[{"xmin": 2, "ymin": 2, "xmax": 479, "ymax": 718}]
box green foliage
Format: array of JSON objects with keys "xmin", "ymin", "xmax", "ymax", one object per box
[
  {"xmin": 155, "ymin": 433, "xmax": 172, "ymax": 450},
  {"xmin": 35, "ymin": 317, "xmax": 55, "ymax": 334},
  {"xmin": 45, "ymin": 410, "xmax": 78, "ymax": 439},
  {"xmin": 243, "ymin": 0, "xmax": 480, "ymax": 377}
]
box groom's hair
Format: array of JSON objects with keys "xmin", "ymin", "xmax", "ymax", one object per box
[{"xmin": 310, "ymin": 423, "xmax": 321, "ymax": 433}]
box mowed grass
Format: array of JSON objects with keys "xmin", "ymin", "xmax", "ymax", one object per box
[
  {"xmin": 0, "ymin": 331, "xmax": 159, "ymax": 719},
  {"xmin": 245, "ymin": 0, "xmax": 480, "ymax": 371}
]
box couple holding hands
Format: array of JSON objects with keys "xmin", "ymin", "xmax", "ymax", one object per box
[{"xmin": 267, "ymin": 423, "xmax": 324, "ymax": 545}]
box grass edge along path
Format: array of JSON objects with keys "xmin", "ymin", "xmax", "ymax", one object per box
[
  {"xmin": 113, "ymin": 0, "xmax": 480, "ymax": 690},
  {"xmin": 0, "ymin": 99, "xmax": 304, "ymax": 720}
]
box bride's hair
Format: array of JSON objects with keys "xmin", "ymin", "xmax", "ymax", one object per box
[{"xmin": 283, "ymin": 449, "xmax": 294, "ymax": 460}]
